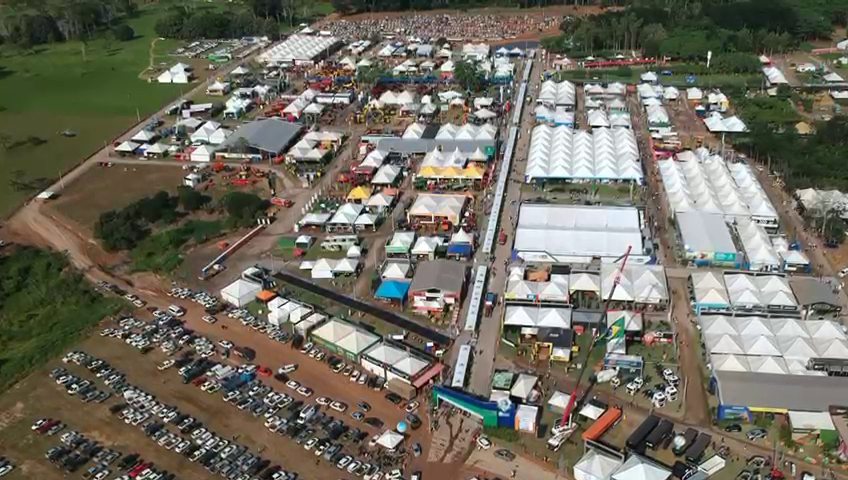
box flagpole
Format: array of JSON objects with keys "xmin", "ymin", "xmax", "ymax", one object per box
[{"xmin": 559, "ymin": 245, "xmax": 632, "ymax": 428}]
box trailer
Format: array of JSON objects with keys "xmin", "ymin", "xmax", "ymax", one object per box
[
  {"xmin": 582, "ymin": 407, "xmax": 622, "ymax": 442},
  {"xmin": 645, "ymin": 419, "xmax": 674, "ymax": 450},
  {"xmin": 672, "ymin": 428, "xmax": 698, "ymax": 456},
  {"xmin": 684, "ymin": 432, "xmax": 712, "ymax": 464},
  {"xmin": 626, "ymin": 415, "xmax": 659, "ymax": 451}
]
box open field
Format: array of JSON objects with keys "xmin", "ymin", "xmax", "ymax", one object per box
[
  {"xmin": 47, "ymin": 165, "xmax": 187, "ymax": 229},
  {"xmin": 0, "ymin": 7, "xmax": 203, "ymax": 220}
]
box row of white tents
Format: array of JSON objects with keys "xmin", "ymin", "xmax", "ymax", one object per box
[
  {"xmin": 659, "ymin": 149, "xmax": 778, "ymax": 223},
  {"xmin": 524, "ymin": 125, "xmax": 642, "ymax": 182}
]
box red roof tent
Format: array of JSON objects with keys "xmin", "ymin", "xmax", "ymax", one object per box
[{"xmin": 412, "ymin": 363, "xmax": 445, "ymax": 389}]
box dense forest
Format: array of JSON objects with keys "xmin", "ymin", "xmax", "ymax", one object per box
[
  {"xmin": 540, "ymin": 0, "xmax": 848, "ymax": 57},
  {"xmin": 0, "ymin": 0, "xmax": 303, "ymax": 46},
  {"xmin": 329, "ymin": 0, "xmax": 629, "ymax": 13}
]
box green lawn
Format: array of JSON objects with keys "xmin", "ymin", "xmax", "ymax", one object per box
[{"xmin": 0, "ymin": 7, "xmax": 187, "ymax": 219}]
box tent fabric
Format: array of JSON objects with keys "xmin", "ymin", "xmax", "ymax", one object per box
[
  {"xmin": 711, "ymin": 353, "xmax": 750, "ymax": 372},
  {"xmin": 574, "ymin": 449, "xmax": 623, "ymax": 480},
  {"xmin": 509, "ymin": 373, "xmax": 538, "ymax": 400},
  {"xmin": 525, "ymin": 125, "xmax": 642, "ymax": 182},
  {"xmin": 547, "ymin": 391, "xmax": 571, "ymax": 412},
  {"xmin": 788, "ymin": 411, "xmax": 836, "ymax": 431},
  {"xmin": 220, "ymin": 279, "xmax": 262, "ymax": 307},
  {"xmin": 611, "ymin": 455, "xmax": 671, "ymax": 480},
  {"xmin": 504, "ymin": 306, "xmax": 572, "ymax": 328},
  {"xmin": 382, "ymin": 262, "xmax": 411, "ymax": 280},
  {"xmin": 376, "ymin": 280, "xmax": 411, "ymax": 300},
  {"xmin": 376, "ymin": 430, "xmax": 404, "ymax": 450}
]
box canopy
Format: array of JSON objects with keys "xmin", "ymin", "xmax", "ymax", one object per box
[
  {"xmin": 376, "ymin": 430, "xmax": 404, "ymax": 450},
  {"xmin": 115, "ymin": 141, "xmax": 140, "ymax": 153},
  {"xmin": 509, "ymin": 373, "xmax": 538, "ymax": 400},
  {"xmin": 220, "ymin": 279, "xmax": 261, "ymax": 307},
  {"xmin": 347, "ymin": 186, "xmax": 372, "ymax": 201},
  {"xmin": 611, "ymin": 455, "xmax": 671, "ymax": 480},
  {"xmin": 547, "ymin": 390, "xmax": 571, "ymax": 413},
  {"xmin": 132, "ymin": 129, "xmax": 157, "ymax": 142},
  {"xmin": 575, "ymin": 449, "xmax": 623, "ymax": 480},
  {"xmin": 376, "ymin": 280, "xmax": 410, "ymax": 300}
]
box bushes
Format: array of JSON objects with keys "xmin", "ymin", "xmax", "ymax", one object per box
[
  {"xmin": 94, "ymin": 190, "xmax": 176, "ymax": 251},
  {"xmin": 483, "ymin": 427, "xmax": 520, "ymax": 443},
  {"xmin": 111, "ymin": 24, "xmax": 134, "ymax": 41},
  {"xmin": 0, "ymin": 247, "xmax": 123, "ymax": 392},
  {"xmin": 221, "ymin": 192, "xmax": 269, "ymax": 228},
  {"xmin": 129, "ymin": 220, "xmax": 224, "ymax": 273}
]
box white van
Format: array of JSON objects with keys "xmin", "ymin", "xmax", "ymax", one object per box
[
  {"xmin": 168, "ymin": 305, "xmax": 186, "ymax": 317},
  {"xmin": 298, "ymin": 404, "xmax": 317, "ymax": 424},
  {"xmin": 320, "ymin": 235, "xmax": 359, "ymax": 252}
]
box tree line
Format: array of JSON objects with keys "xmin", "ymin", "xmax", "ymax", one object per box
[
  {"xmin": 329, "ymin": 0, "xmax": 629, "ymax": 15},
  {"xmin": 0, "ymin": 0, "xmax": 137, "ymax": 48},
  {"xmin": 154, "ymin": 0, "xmax": 313, "ymax": 40},
  {"xmin": 544, "ymin": 0, "xmax": 848, "ymax": 58}
]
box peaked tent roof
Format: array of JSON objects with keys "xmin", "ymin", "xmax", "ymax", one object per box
[
  {"xmin": 611, "ymin": 455, "xmax": 671, "ymax": 480},
  {"xmin": 575, "ymin": 449, "xmax": 623, "ymax": 480}
]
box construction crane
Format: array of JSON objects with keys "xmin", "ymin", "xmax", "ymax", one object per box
[{"xmin": 559, "ymin": 245, "xmax": 632, "ymax": 428}]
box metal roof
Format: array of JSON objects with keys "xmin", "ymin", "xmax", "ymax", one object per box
[
  {"xmin": 409, "ymin": 260, "xmax": 466, "ymax": 294},
  {"xmin": 715, "ymin": 370, "xmax": 848, "ymax": 411},
  {"xmin": 677, "ymin": 212, "xmax": 737, "ymax": 254},
  {"xmin": 223, "ymin": 118, "xmax": 303, "ymax": 154}
]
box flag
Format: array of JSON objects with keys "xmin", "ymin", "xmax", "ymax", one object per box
[{"xmin": 607, "ymin": 316, "xmax": 625, "ymax": 340}]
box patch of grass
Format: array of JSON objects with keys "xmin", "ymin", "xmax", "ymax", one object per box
[
  {"xmin": 129, "ymin": 219, "xmax": 225, "ymax": 273},
  {"xmin": 0, "ymin": 247, "xmax": 124, "ymax": 392},
  {"xmin": 0, "ymin": 6, "xmax": 190, "ymax": 219},
  {"xmin": 484, "ymin": 427, "xmax": 521, "ymax": 442}
]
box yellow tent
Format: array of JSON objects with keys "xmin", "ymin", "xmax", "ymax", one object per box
[
  {"xmin": 462, "ymin": 165, "xmax": 485, "ymax": 179},
  {"xmin": 418, "ymin": 166, "xmax": 438, "ymax": 178},
  {"xmin": 347, "ymin": 186, "xmax": 372, "ymax": 201},
  {"xmin": 440, "ymin": 167, "xmax": 460, "ymax": 178}
]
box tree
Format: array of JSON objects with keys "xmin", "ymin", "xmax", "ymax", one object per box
[
  {"xmin": 221, "ymin": 192, "xmax": 269, "ymax": 227},
  {"xmin": 111, "ymin": 24, "xmax": 134, "ymax": 41},
  {"xmin": 453, "ymin": 59, "xmax": 484, "ymax": 94},
  {"xmin": 177, "ymin": 185, "xmax": 209, "ymax": 212},
  {"xmin": 94, "ymin": 210, "xmax": 148, "ymax": 251}
]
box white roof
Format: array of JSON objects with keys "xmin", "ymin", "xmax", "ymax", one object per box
[
  {"xmin": 312, "ymin": 258, "xmax": 338, "ymax": 279},
  {"xmin": 376, "ymin": 430, "xmax": 404, "ymax": 450},
  {"xmin": 509, "ymin": 373, "xmax": 538, "ymax": 400},
  {"xmin": 409, "ymin": 193, "xmax": 467, "ymax": 223},
  {"xmin": 366, "ymin": 192, "xmax": 395, "ymax": 208},
  {"xmin": 677, "ymin": 211, "xmax": 736, "ymax": 255},
  {"xmin": 515, "ymin": 204, "xmax": 644, "ymax": 261},
  {"xmin": 372, "ymin": 165, "xmax": 401, "ymax": 185},
  {"xmin": 329, "ymin": 203, "xmax": 364, "ymax": 225},
  {"xmin": 711, "ymin": 353, "xmax": 750, "ymax": 372},
  {"xmin": 607, "ymin": 311, "xmax": 643, "ymax": 332},
  {"xmin": 388, "ymin": 231, "xmax": 416, "ymax": 249},
  {"xmin": 659, "ymin": 151, "xmax": 777, "ymax": 222},
  {"xmin": 382, "ymin": 262, "xmax": 411, "ymax": 279},
  {"xmin": 311, "ymin": 319, "xmax": 356, "ymax": 344},
  {"xmin": 569, "ymin": 272, "xmax": 601, "ymax": 293},
  {"xmin": 704, "ymin": 112, "xmax": 747, "ymax": 133},
  {"xmin": 747, "ymin": 355, "xmax": 788, "ymax": 374},
  {"xmin": 547, "ymin": 390, "xmax": 571, "ymax": 410},
  {"xmin": 788, "ymin": 411, "xmax": 835, "ymax": 431},
  {"xmin": 364, "ymin": 343, "xmax": 406, "ymax": 365},
  {"xmin": 333, "ymin": 258, "xmax": 359, "ymax": 273},
  {"xmin": 704, "ymin": 333, "xmax": 745, "ymax": 355},
  {"xmin": 394, "ymin": 355, "xmax": 429, "ymax": 376},
  {"xmin": 504, "ymin": 306, "xmax": 571, "ymax": 328},
  {"xmin": 575, "ymin": 449, "xmax": 623, "ymax": 480},
  {"xmin": 611, "ymin": 455, "xmax": 670, "ymax": 480},
  {"xmin": 411, "ymin": 236, "xmax": 443, "ymax": 255},
  {"xmin": 579, "ymin": 403, "xmax": 606, "ymax": 420},
  {"xmin": 537, "ymin": 80, "xmax": 576, "ymax": 107},
  {"xmin": 258, "ymin": 34, "xmax": 340, "ymax": 63},
  {"xmin": 220, "ymin": 279, "xmax": 261, "ymax": 305},
  {"xmin": 115, "ymin": 140, "xmax": 140, "ymax": 153},
  {"xmin": 601, "ymin": 264, "xmax": 668, "ymax": 304},
  {"xmin": 132, "ymin": 129, "xmax": 157, "ymax": 142},
  {"xmin": 335, "ymin": 329, "xmax": 379, "ymax": 355},
  {"xmin": 524, "ymin": 126, "xmax": 642, "ymax": 182},
  {"xmin": 763, "ymin": 66, "xmax": 789, "ymax": 85},
  {"xmin": 145, "ymin": 142, "xmax": 170, "ymax": 154}
]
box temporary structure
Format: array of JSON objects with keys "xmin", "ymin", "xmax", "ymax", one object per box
[
  {"xmin": 376, "ymin": 430, "xmax": 404, "ymax": 450},
  {"xmin": 220, "ymin": 279, "xmax": 262, "ymax": 307}
]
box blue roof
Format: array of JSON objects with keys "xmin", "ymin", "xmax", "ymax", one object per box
[
  {"xmin": 447, "ymin": 243, "xmax": 473, "ymax": 257},
  {"xmin": 376, "ymin": 280, "xmax": 411, "ymax": 300}
]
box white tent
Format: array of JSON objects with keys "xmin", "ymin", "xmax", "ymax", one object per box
[
  {"xmin": 747, "ymin": 356, "xmax": 788, "ymax": 374},
  {"xmin": 220, "ymin": 279, "xmax": 261, "ymax": 307},
  {"xmin": 575, "ymin": 449, "xmax": 623, "ymax": 480},
  {"xmin": 376, "ymin": 430, "xmax": 404, "ymax": 450},
  {"xmin": 579, "ymin": 403, "xmax": 606, "ymax": 420},
  {"xmin": 474, "ymin": 108, "xmax": 497, "ymax": 120},
  {"xmin": 509, "ymin": 373, "xmax": 538, "ymax": 400},
  {"xmin": 333, "ymin": 258, "xmax": 359, "ymax": 274},
  {"xmin": 145, "ymin": 142, "xmax": 170, "ymax": 156},
  {"xmin": 114, "ymin": 141, "xmax": 139, "ymax": 153},
  {"xmin": 710, "ymin": 353, "xmax": 750, "ymax": 372},
  {"xmin": 547, "ymin": 391, "xmax": 571, "ymax": 413},
  {"xmin": 191, "ymin": 144, "xmax": 215, "ymax": 162},
  {"xmin": 382, "ymin": 262, "xmax": 411, "ymax": 279},
  {"xmin": 611, "ymin": 455, "xmax": 671, "ymax": 480},
  {"xmin": 132, "ymin": 129, "xmax": 157, "ymax": 143},
  {"xmin": 312, "ymin": 258, "xmax": 338, "ymax": 279}
]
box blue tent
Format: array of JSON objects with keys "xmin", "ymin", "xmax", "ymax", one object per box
[{"xmin": 376, "ymin": 280, "xmax": 410, "ymax": 303}]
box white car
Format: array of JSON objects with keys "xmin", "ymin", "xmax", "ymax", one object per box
[
  {"xmin": 202, "ymin": 315, "xmax": 217, "ymax": 324},
  {"xmin": 296, "ymin": 386, "xmax": 313, "ymax": 397},
  {"xmin": 388, "ymin": 469, "xmax": 403, "ymax": 479},
  {"xmin": 632, "ymin": 377, "xmax": 644, "ymax": 389},
  {"xmin": 662, "ymin": 368, "xmax": 674, "ymax": 379},
  {"xmin": 286, "ymin": 380, "xmax": 300, "ymax": 390},
  {"xmin": 476, "ymin": 435, "xmax": 492, "ymax": 450},
  {"xmin": 330, "ymin": 401, "xmax": 347, "ymax": 413},
  {"xmin": 336, "ymin": 455, "xmax": 352, "ymax": 469},
  {"xmin": 839, "ymin": 267, "xmax": 848, "ymax": 278},
  {"xmin": 316, "ymin": 396, "xmax": 331, "ymax": 406},
  {"xmin": 404, "ymin": 401, "xmax": 419, "ymax": 413},
  {"xmin": 279, "ymin": 364, "xmax": 298, "ymax": 374},
  {"xmin": 304, "ymin": 437, "xmax": 318, "ymax": 450}
]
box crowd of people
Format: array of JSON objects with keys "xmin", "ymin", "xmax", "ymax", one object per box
[{"xmin": 323, "ymin": 13, "xmax": 559, "ymax": 42}]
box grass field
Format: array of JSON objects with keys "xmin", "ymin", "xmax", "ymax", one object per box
[
  {"xmin": 0, "ymin": 248, "xmax": 124, "ymax": 392},
  {"xmin": 0, "ymin": 8, "xmax": 190, "ymax": 220}
]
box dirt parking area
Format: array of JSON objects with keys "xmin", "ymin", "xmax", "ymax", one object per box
[{"xmin": 48, "ymin": 164, "xmax": 186, "ymax": 229}]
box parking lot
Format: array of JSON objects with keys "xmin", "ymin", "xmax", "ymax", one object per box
[{"xmin": 0, "ymin": 278, "xmax": 438, "ymax": 480}]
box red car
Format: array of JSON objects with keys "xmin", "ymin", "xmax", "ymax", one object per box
[
  {"xmin": 192, "ymin": 376, "xmax": 207, "ymax": 387},
  {"xmin": 257, "ymin": 366, "xmax": 272, "ymax": 377},
  {"xmin": 128, "ymin": 463, "xmax": 150, "ymax": 478}
]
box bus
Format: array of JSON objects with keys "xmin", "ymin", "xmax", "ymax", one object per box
[
  {"xmin": 673, "ymin": 428, "xmax": 698, "ymax": 456},
  {"xmin": 582, "ymin": 407, "xmax": 622, "ymax": 442},
  {"xmin": 451, "ymin": 344, "xmax": 472, "ymax": 389},
  {"xmin": 684, "ymin": 432, "xmax": 712, "ymax": 464},
  {"xmin": 645, "ymin": 419, "xmax": 674, "ymax": 450},
  {"xmin": 626, "ymin": 415, "xmax": 659, "ymax": 451}
]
